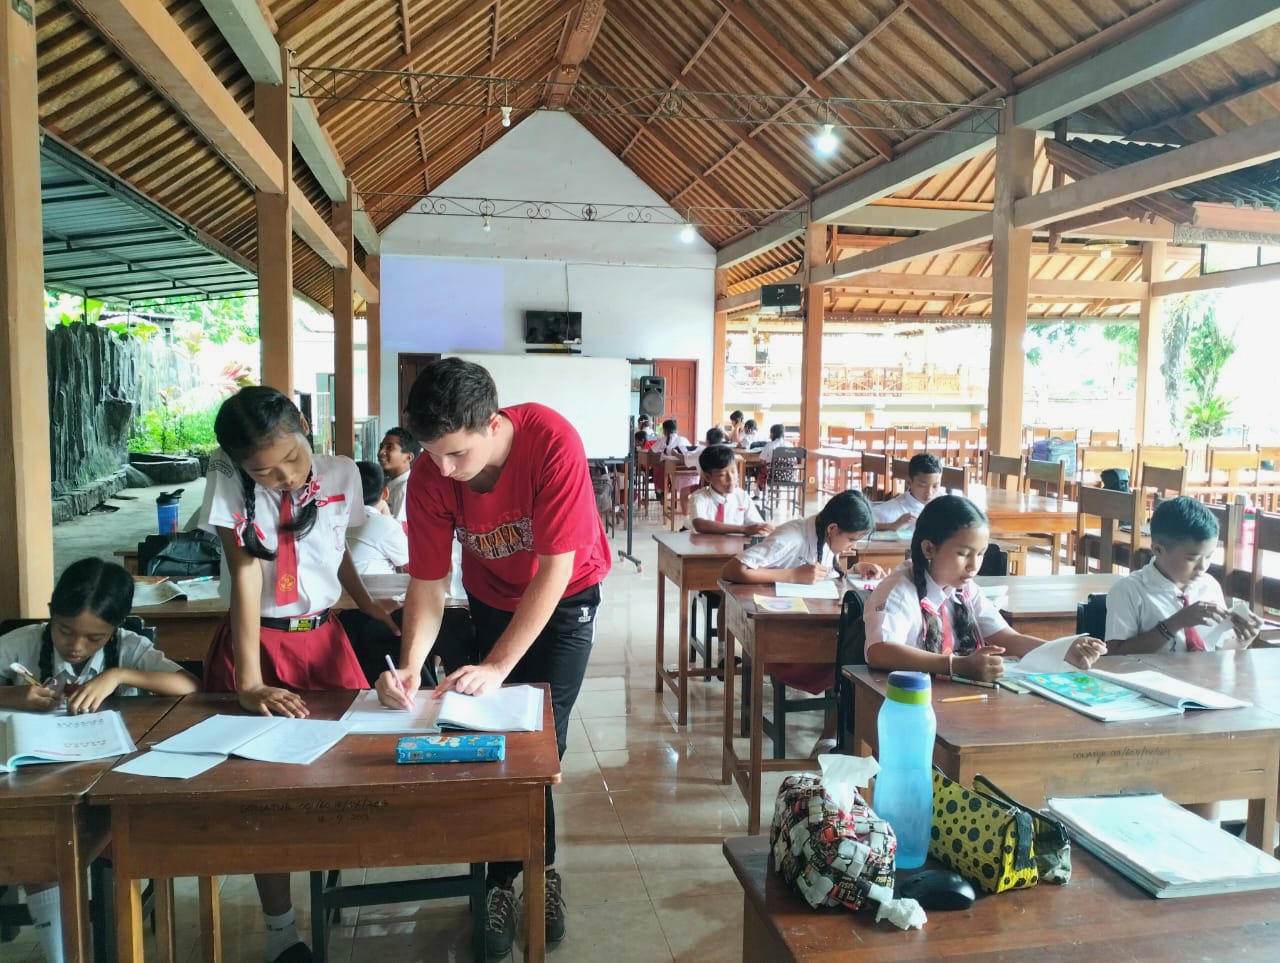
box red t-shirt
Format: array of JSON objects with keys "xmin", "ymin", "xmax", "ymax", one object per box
[{"xmin": 407, "ymin": 403, "xmax": 611, "ymax": 610}]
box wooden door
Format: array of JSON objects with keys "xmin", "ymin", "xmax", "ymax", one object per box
[
  {"xmin": 397, "ymin": 352, "xmax": 440, "ymax": 428},
  {"xmin": 655, "ymin": 358, "xmax": 698, "ymax": 438}
]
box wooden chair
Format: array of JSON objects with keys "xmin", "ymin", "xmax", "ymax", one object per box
[
  {"xmin": 1204, "ymin": 500, "xmax": 1243, "ymax": 602},
  {"xmin": 1256, "ymin": 445, "xmax": 1280, "ymax": 469},
  {"xmin": 828, "ymin": 426, "xmax": 854, "ymax": 448},
  {"xmin": 852, "ymin": 428, "xmax": 887, "ymax": 452},
  {"xmin": 946, "ymin": 428, "xmax": 982, "ymax": 482},
  {"xmin": 1208, "ymin": 448, "xmax": 1261, "ymax": 489},
  {"xmin": 762, "ymin": 447, "xmax": 807, "ymax": 519},
  {"xmin": 860, "ymin": 452, "xmax": 889, "ymax": 500},
  {"xmin": 1139, "ymin": 463, "xmax": 1187, "ymax": 504},
  {"xmin": 941, "ymin": 464, "xmax": 968, "ymax": 495},
  {"xmin": 1075, "ymin": 487, "xmax": 1143, "ymax": 574},
  {"xmin": 1088, "ymin": 429, "xmax": 1121, "ymax": 447},
  {"xmin": 984, "ymin": 452, "xmax": 1023, "ymax": 492},
  {"xmin": 1023, "ymin": 458, "xmax": 1068, "ymax": 573},
  {"xmin": 1136, "ymin": 444, "xmax": 1187, "ymax": 470},
  {"xmin": 1250, "ymin": 510, "xmax": 1280, "ymax": 613},
  {"xmin": 1078, "ymin": 446, "xmax": 1135, "ymax": 488},
  {"xmin": 1047, "ymin": 428, "xmax": 1078, "ymax": 442},
  {"xmin": 1023, "ymin": 427, "xmax": 1050, "ymax": 448},
  {"xmin": 889, "ymin": 457, "xmax": 912, "ymax": 494},
  {"xmin": 890, "ymin": 428, "xmax": 927, "ymax": 458}
]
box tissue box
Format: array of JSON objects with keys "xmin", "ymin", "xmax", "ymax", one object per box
[{"xmin": 396, "ymin": 734, "xmax": 506, "ymax": 763}]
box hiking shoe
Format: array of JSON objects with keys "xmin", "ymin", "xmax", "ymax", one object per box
[
  {"xmin": 484, "ymin": 883, "xmax": 519, "ymax": 957},
  {"xmin": 545, "ymin": 869, "xmax": 567, "ymax": 944}
]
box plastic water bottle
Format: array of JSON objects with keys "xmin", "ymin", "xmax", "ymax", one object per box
[
  {"xmin": 155, "ymin": 489, "xmax": 182, "ymax": 534},
  {"xmin": 1236, "ymin": 494, "xmax": 1255, "ymax": 555},
  {"xmin": 874, "ymin": 670, "xmax": 936, "ymax": 869}
]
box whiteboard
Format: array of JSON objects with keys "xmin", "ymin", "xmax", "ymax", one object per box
[{"xmin": 446, "ymin": 353, "xmax": 631, "ymax": 460}]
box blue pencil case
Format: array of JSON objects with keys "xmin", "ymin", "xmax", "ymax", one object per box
[{"xmin": 396, "ymin": 734, "xmax": 506, "ymax": 763}]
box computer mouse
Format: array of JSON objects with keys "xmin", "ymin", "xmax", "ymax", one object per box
[{"xmin": 898, "ymin": 869, "xmax": 977, "ymax": 910}]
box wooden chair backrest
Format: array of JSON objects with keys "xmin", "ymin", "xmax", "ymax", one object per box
[
  {"xmin": 926, "ymin": 425, "xmax": 946, "ymax": 444},
  {"xmin": 1251, "ymin": 510, "xmax": 1280, "ymax": 612},
  {"xmin": 1075, "ymin": 486, "xmax": 1142, "ymax": 574},
  {"xmin": 1208, "ymin": 448, "xmax": 1261, "ymax": 486},
  {"xmin": 890, "ymin": 428, "xmax": 927, "ymax": 454},
  {"xmin": 1255, "ymin": 445, "xmax": 1280, "ymax": 468},
  {"xmin": 1048, "ymin": 428, "xmax": 1078, "ymax": 441},
  {"xmin": 1136, "ymin": 444, "xmax": 1187, "ymax": 470},
  {"xmin": 1088, "ymin": 430, "xmax": 1121, "ymax": 447},
  {"xmin": 948, "ymin": 428, "xmax": 980, "ymax": 449},
  {"xmin": 1139, "ymin": 463, "xmax": 1187, "ymax": 500},
  {"xmin": 1078, "ymin": 446, "xmax": 1134, "ymax": 481},
  {"xmin": 1203, "ymin": 500, "xmax": 1241, "ymax": 597},
  {"xmin": 985, "ymin": 452, "xmax": 1023, "ymax": 491},
  {"xmin": 852, "ymin": 428, "xmax": 887, "ymax": 451},
  {"xmin": 941, "ymin": 464, "xmax": 968, "ymax": 494},
  {"xmin": 828, "ymin": 426, "xmax": 854, "ymax": 448},
  {"xmin": 891, "ymin": 457, "xmax": 912, "ymax": 482},
  {"xmin": 861, "ymin": 452, "xmax": 889, "ymax": 498},
  {"xmin": 1024, "ymin": 458, "xmax": 1067, "ymax": 502},
  {"xmin": 1023, "ymin": 427, "xmax": 1050, "ymax": 446}
]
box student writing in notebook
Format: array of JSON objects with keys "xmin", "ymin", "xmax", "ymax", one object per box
[
  {"xmin": 0, "ymin": 557, "xmax": 196, "ymax": 963},
  {"xmin": 688, "ymin": 444, "xmax": 771, "ymax": 536},
  {"xmin": 865, "ymin": 495, "xmax": 1106, "ymax": 682},
  {"xmin": 200, "ymin": 387, "xmax": 395, "ymax": 963},
  {"xmin": 872, "ymin": 452, "xmax": 942, "ymax": 530},
  {"xmin": 1105, "ymin": 496, "xmax": 1260, "ymax": 654}
]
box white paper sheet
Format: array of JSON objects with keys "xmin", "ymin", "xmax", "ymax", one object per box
[
  {"xmin": 1005, "ymin": 634, "xmax": 1086, "ymax": 674},
  {"xmin": 232, "ymin": 719, "xmax": 351, "ymax": 765},
  {"xmin": 150, "ymin": 715, "xmax": 283, "ymax": 757},
  {"xmin": 173, "ymin": 578, "xmax": 223, "ymax": 601},
  {"xmin": 113, "ymin": 750, "xmax": 225, "ymax": 779},
  {"xmin": 774, "ymin": 581, "xmax": 840, "ymax": 600},
  {"xmin": 341, "ymin": 689, "xmax": 444, "ymax": 733}
]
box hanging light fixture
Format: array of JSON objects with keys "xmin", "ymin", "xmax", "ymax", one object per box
[
  {"xmin": 679, "ymin": 223, "xmax": 696, "ymax": 244},
  {"xmin": 500, "ymin": 105, "xmax": 512, "ymax": 127},
  {"xmin": 814, "ymin": 122, "xmax": 838, "ymax": 157}
]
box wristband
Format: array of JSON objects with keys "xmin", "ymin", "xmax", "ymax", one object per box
[
  {"xmin": 1155, "ymin": 620, "xmax": 1174, "ymax": 641},
  {"xmin": 948, "ymin": 652, "xmax": 955, "ymax": 676}
]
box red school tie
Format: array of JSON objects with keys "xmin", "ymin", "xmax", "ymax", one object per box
[
  {"xmin": 715, "ymin": 501, "xmax": 725, "ymax": 523},
  {"xmin": 1178, "ymin": 593, "xmax": 1206, "ymax": 652},
  {"xmin": 275, "ymin": 491, "xmax": 300, "ymax": 607}
]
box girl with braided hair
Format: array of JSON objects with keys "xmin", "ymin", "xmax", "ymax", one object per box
[
  {"xmin": 0, "ymin": 557, "xmax": 196, "ymax": 963},
  {"xmin": 864, "ymin": 494, "xmax": 1105, "ymax": 681},
  {"xmin": 198, "ymin": 386, "xmax": 395, "ymax": 963}
]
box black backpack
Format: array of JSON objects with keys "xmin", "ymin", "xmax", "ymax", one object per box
[{"xmin": 139, "ymin": 530, "xmax": 223, "ymax": 578}]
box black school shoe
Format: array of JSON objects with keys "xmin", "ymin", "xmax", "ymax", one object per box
[
  {"xmin": 485, "ymin": 883, "xmax": 519, "ymax": 957},
  {"xmin": 545, "ymin": 869, "xmax": 566, "ymax": 944},
  {"xmin": 271, "ymin": 943, "xmax": 313, "ymax": 963}
]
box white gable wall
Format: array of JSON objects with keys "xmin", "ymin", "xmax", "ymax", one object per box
[{"xmin": 378, "ymin": 111, "xmax": 715, "ymax": 430}]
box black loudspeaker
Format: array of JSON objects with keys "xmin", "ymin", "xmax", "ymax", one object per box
[
  {"xmin": 761, "ymin": 282, "xmax": 802, "ymax": 309},
  {"xmin": 638, "ymin": 376, "xmax": 665, "ymax": 418}
]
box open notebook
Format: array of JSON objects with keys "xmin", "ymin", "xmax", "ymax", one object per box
[
  {"xmin": 341, "ymin": 685, "xmax": 545, "ymax": 734},
  {"xmin": 0, "ymin": 709, "xmax": 136, "ymax": 773},
  {"xmin": 1017, "ymin": 667, "xmax": 1248, "ymax": 722}
]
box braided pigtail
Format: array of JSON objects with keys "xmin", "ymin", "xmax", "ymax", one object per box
[
  {"xmin": 237, "ymin": 469, "xmax": 277, "ymax": 561},
  {"xmin": 911, "ymin": 551, "xmax": 944, "ymax": 653},
  {"xmin": 951, "ymin": 594, "xmax": 978, "ymax": 655},
  {"xmin": 38, "ymin": 624, "xmax": 54, "ymax": 683},
  {"xmin": 103, "ymin": 630, "xmax": 121, "ymax": 671},
  {"xmin": 284, "ymin": 468, "xmax": 318, "ymax": 542}
]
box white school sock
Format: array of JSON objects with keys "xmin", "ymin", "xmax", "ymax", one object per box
[
  {"xmin": 28, "ymin": 886, "xmax": 64, "ymax": 963},
  {"xmin": 263, "ymin": 907, "xmax": 300, "ymax": 961}
]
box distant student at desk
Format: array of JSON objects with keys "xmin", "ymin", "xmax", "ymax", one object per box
[
  {"xmin": 346, "ymin": 461, "xmax": 409, "ymax": 575},
  {"xmin": 864, "ymin": 495, "xmax": 1106, "ymax": 682},
  {"xmin": 0, "ymin": 558, "xmax": 197, "ymax": 963},
  {"xmin": 1105, "ymin": 496, "xmax": 1260, "ymax": 654},
  {"xmin": 689, "ymin": 444, "xmax": 771, "ymax": 536},
  {"xmin": 873, "ymin": 452, "xmax": 942, "ymax": 530},
  {"xmin": 651, "ymin": 418, "xmax": 692, "ymax": 454},
  {"xmin": 756, "ymin": 422, "xmax": 786, "ymax": 489},
  {"xmin": 377, "ymin": 426, "xmax": 420, "ymax": 524},
  {"xmin": 679, "ymin": 426, "xmax": 726, "ymax": 468},
  {"xmin": 741, "ymin": 418, "xmax": 760, "ymax": 447},
  {"xmin": 728, "ymin": 409, "xmax": 746, "ymax": 445}
]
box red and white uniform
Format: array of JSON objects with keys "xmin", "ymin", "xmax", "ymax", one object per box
[
  {"xmin": 689, "ymin": 487, "xmax": 762, "ymax": 527},
  {"xmin": 864, "ymin": 561, "xmax": 1008, "ymax": 652},
  {"xmin": 407, "ymin": 403, "xmax": 611, "ymax": 610}
]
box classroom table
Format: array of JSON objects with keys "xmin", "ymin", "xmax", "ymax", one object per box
[
  {"xmin": 722, "ymin": 834, "xmax": 1280, "ymax": 962},
  {"xmin": 846, "ymin": 665, "xmax": 1280, "ymax": 852},
  {"xmin": 89, "ymin": 689, "xmax": 561, "ymax": 962},
  {"xmin": 652, "ymin": 532, "xmax": 748, "ymax": 726},
  {"xmin": 0, "ymin": 696, "xmax": 178, "ymax": 962},
  {"xmin": 719, "ymin": 582, "xmax": 843, "ymax": 834},
  {"xmin": 978, "ymin": 572, "xmax": 1121, "ymax": 639},
  {"xmin": 811, "ymin": 447, "xmax": 861, "ymax": 496}
]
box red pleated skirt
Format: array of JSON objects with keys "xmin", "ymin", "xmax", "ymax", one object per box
[
  {"xmin": 766, "ymin": 661, "xmax": 834, "ymax": 695},
  {"xmin": 203, "ymin": 615, "xmax": 367, "ymax": 693}
]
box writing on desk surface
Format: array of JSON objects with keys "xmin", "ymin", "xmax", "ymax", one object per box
[
  {"xmin": 1072, "ymin": 746, "xmax": 1171, "ymax": 764},
  {"xmin": 240, "ymin": 797, "xmax": 390, "ymax": 822}
]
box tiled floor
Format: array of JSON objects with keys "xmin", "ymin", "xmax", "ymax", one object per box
[{"xmin": 5, "ymin": 501, "xmax": 827, "ymax": 962}]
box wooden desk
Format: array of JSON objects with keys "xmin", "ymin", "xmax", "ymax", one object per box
[
  {"xmin": 849, "ymin": 533, "xmax": 911, "ymax": 570},
  {"xmin": 0, "ymin": 697, "xmax": 178, "ymax": 962},
  {"xmin": 652, "ymin": 533, "xmax": 748, "ymax": 726},
  {"xmin": 847, "ymin": 666, "xmax": 1280, "ymax": 852},
  {"xmin": 90, "ymin": 690, "xmax": 560, "ymax": 962},
  {"xmin": 723, "ymin": 834, "xmax": 1280, "ymax": 962},
  {"xmin": 978, "ymin": 572, "xmax": 1121, "ymax": 639},
  {"xmin": 812, "ymin": 448, "xmax": 861, "ymax": 496},
  {"xmin": 719, "ymin": 582, "xmax": 842, "ymax": 834}
]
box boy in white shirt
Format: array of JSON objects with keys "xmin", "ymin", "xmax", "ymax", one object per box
[
  {"xmin": 1106, "ymin": 496, "xmax": 1259, "ymax": 653},
  {"xmin": 689, "ymin": 444, "xmax": 772, "ymax": 536},
  {"xmin": 347, "ymin": 461, "xmax": 409, "ymax": 574},
  {"xmin": 681, "ymin": 426, "xmax": 727, "ymax": 469},
  {"xmin": 378, "ymin": 426, "xmax": 420, "ymax": 523},
  {"xmin": 872, "ymin": 453, "xmax": 942, "ymax": 530}
]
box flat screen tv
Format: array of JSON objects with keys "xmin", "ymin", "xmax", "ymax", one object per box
[{"xmin": 524, "ymin": 310, "xmax": 582, "ymax": 345}]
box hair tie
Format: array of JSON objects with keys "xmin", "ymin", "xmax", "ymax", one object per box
[
  {"xmin": 232, "ymin": 512, "xmax": 266, "ymax": 547},
  {"xmin": 295, "ymin": 476, "xmax": 322, "ymax": 507}
]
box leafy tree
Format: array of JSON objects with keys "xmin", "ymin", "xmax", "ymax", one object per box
[
  {"xmin": 1102, "ymin": 323, "xmax": 1138, "ymax": 368},
  {"xmin": 1184, "ymin": 313, "xmax": 1236, "ymax": 439}
]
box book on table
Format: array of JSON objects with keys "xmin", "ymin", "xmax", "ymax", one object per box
[
  {"xmin": 1016, "ymin": 667, "xmax": 1249, "ymax": 722},
  {"xmin": 340, "ymin": 684, "xmax": 545, "ymax": 734},
  {"xmin": 1046, "ymin": 793, "xmax": 1280, "ymax": 898},
  {"xmin": 0, "ymin": 709, "xmax": 136, "ymax": 773},
  {"xmin": 132, "ymin": 577, "xmax": 222, "ymax": 605}
]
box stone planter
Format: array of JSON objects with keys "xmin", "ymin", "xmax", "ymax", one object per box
[{"xmin": 128, "ymin": 452, "xmax": 202, "ymax": 485}]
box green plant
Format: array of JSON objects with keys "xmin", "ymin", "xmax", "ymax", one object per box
[
  {"xmin": 1182, "ymin": 312, "xmax": 1236, "ymax": 440},
  {"xmin": 127, "ymin": 393, "xmax": 221, "ymax": 454},
  {"xmin": 1186, "ymin": 396, "xmax": 1232, "ymax": 440}
]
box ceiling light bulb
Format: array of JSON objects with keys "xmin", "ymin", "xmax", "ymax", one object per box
[
  {"xmin": 1098, "ymin": 245, "xmax": 1111, "ymax": 260},
  {"xmin": 815, "ymin": 123, "xmax": 838, "ymax": 157},
  {"xmin": 500, "ymin": 105, "xmax": 512, "ymax": 127},
  {"xmin": 482, "ymin": 214, "xmax": 492, "ymax": 232},
  {"xmin": 680, "ymin": 223, "xmax": 696, "ymax": 244}
]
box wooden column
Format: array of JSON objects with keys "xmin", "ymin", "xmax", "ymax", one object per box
[
  {"xmin": 712, "ymin": 269, "xmax": 728, "ymax": 425},
  {"xmin": 332, "ymin": 182, "xmax": 355, "ymax": 458},
  {"xmin": 366, "ymin": 254, "xmax": 381, "ymax": 420},
  {"xmin": 1135, "ymin": 241, "xmax": 1167, "ymax": 444},
  {"xmin": 986, "ymin": 102, "xmax": 1035, "ymax": 456},
  {"xmin": 0, "ymin": 1, "xmax": 53, "ymax": 618},
  {"xmin": 254, "ymin": 47, "xmax": 293, "ymax": 394},
  {"xmin": 802, "ymin": 218, "xmax": 827, "ymax": 495}
]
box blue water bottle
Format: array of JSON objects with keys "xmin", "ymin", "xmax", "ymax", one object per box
[{"xmin": 874, "ymin": 670, "xmax": 936, "ymax": 869}]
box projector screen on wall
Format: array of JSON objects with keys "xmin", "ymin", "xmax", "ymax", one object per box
[{"xmin": 447, "ymin": 353, "xmax": 631, "ymax": 460}]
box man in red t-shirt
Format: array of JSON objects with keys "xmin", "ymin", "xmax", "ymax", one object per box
[{"xmin": 376, "ymin": 357, "xmax": 609, "ymax": 955}]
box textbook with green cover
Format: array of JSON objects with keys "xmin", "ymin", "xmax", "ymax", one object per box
[{"xmin": 1020, "ymin": 668, "xmax": 1248, "ymax": 722}]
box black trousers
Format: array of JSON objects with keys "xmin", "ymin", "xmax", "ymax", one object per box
[
  {"xmin": 471, "ymin": 582, "xmax": 600, "ymax": 884},
  {"xmin": 339, "ymin": 606, "xmax": 477, "ymax": 688}
]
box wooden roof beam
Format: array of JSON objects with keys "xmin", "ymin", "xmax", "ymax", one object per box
[
  {"xmin": 813, "ymin": 213, "xmax": 994, "ymax": 284},
  {"xmin": 717, "ymin": 217, "xmax": 807, "ymax": 268},
  {"xmin": 903, "ymin": 0, "xmax": 1013, "ymax": 91},
  {"xmin": 545, "ymin": 1, "xmax": 606, "ymax": 110},
  {"xmin": 1152, "ymin": 260, "xmax": 1280, "ymax": 297},
  {"xmin": 1014, "ymin": 115, "xmax": 1280, "ymax": 230},
  {"xmin": 719, "ymin": 1, "xmax": 894, "ymax": 160}
]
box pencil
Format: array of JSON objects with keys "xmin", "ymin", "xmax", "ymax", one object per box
[
  {"xmin": 941, "ymin": 694, "xmax": 988, "ymax": 703},
  {"xmin": 7, "ymin": 662, "xmax": 42, "ymax": 687}
]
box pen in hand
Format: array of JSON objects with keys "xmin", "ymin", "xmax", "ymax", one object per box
[
  {"xmin": 8, "ymin": 662, "xmax": 43, "ymax": 687},
  {"xmin": 384, "ymin": 654, "xmax": 414, "ymax": 710}
]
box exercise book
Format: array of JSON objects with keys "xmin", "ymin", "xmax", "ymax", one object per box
[
  {"xmin": 0, "ymin": 709, "xmax": 135, "ymax": 772},
  {"xmin": 341, "ymin": 685, "xmax": 545, "ymax": 734}
]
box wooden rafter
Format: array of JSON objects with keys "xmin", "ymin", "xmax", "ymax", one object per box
[
  {"xmin": 545, "ymin": 1, "xmax": 605, "ymax": 110},
  {"xmin": 719, "ymin": 1, "xmax": 894, "ymax": 160},
  {"xmin": 1129, "ymin": 75, "xmax": 1280, "ymax": 141},
  {"xmin": 278, "ymin": 0, "xmax": 355, "ymax": 44},
  {"xmin": 397, "ymin": 0, "xmax": 413, "ymax": 54},
  {"xmin": 903, "ymin": 0, "xmax": 1013, "ymax": 91}
]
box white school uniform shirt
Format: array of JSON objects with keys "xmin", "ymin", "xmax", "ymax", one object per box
[
  {"xmin": 0, "ymin": 624, "xmax": 183, "ymax": 695},
  {"xmin": 871, "ymin": 491, "xmax": 928, "ymax": 525},
  {"xmin": 385, "ymin": 468, "xmax": 410, "ymax": 523},
  {"xmin": 740, "ymin": 430, "xmax": 759, "ymax": 447},
  {"xmin": 681, "ymin": 444, "xmax": 707, "ymax": 469},
  {"xmin": 689, "ymin": 487, "xmax": 763, "ymax": 527},
  {"xmin": 346, "ymin": 503, "xmax": 410, "ymax": 575},
  {"xmin": 864, "ymin": 561, "xmax": 1009, "ymax": 651},
  {"xmin": 736, "ymin": 515, "xmax": 841, "ymax": 576},
  {"xmin": 199, "ymin": 450, "xmax": 363, "ymax": 618},
  {"xmin": 1105, "ymin": 560, "xmax": 1231, "ymax": 651},
  {"xmin": 651, "ymin": 434, "xmax": 692, "ymax": 455},
  {"xmin": 759, "ymin": 438, "xmax": 784, "ymax": 463}
]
